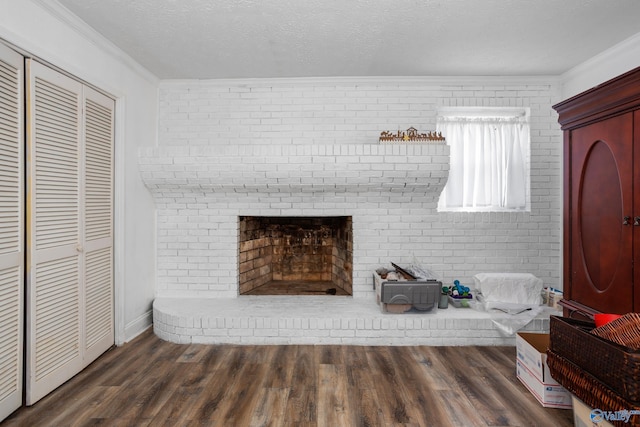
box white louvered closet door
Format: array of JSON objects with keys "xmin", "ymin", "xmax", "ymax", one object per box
[
  {"xmin": 82, "ymin": 87, "xmax": 114, "ymax": 365},
  {"xmin": 26, "ymin": 60, "xmax": 83, "ymax": 405},
  {"xmin": 0, "ymin": 43, "xmax": 24, "ymax": 421},
  {"xmin": 26, "ymin": 60, "xmax": 114, "ymax": 405}
]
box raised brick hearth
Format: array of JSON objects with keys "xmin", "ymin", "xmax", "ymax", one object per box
[{"xmin": 153, "ymin": 296, "xmax": 555, "ymax": 345}]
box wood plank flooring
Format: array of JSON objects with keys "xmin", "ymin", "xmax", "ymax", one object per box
[{"xmin": 4, "ymin": 329, "xmax": 574, "ymax": 426}]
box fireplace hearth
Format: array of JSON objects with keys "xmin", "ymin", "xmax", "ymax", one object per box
[{"xmin": 239, "ymin": 216, "xmax": 352, "ymax": 295}]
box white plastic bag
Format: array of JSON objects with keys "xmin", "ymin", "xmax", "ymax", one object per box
[{"xmin": 473, "ymin": 273, "xmax": 543, "ymax": 305}]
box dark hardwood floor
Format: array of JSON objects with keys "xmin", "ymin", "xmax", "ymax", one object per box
[{"xmin": 4, "ymin": 329, "xmax": 574, "ymax": 426}]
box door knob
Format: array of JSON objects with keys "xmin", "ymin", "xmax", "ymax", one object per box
[
  {"xmin": 635, "ymin": 216, "xmax": 640, "ymax": 226},
  {"xmin": 623, "ymin": 216, "xmax": 631, "ymax": 225}
]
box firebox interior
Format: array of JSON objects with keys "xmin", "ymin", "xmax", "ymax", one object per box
[{"xmin": 238, "ymin": 216, "xmax": 352, "ymax": 295}]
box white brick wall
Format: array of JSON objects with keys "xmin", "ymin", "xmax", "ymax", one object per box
[{"xmin": 151, "ymin": 77, "xmax": 562, "ymax": 298}]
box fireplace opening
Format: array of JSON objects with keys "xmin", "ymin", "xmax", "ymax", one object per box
[{"xmin": 238, "ymin": 216, "xmax": 352, "ymax": 296}]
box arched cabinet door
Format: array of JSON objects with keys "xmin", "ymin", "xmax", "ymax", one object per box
[{"xmin": 568, "ymin": 113, "xmax": 633, "ymax": 314}]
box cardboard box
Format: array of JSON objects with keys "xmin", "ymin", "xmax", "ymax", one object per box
[
  {"xmin": 516, "ymin": 332, "xmax": 572, "ymax": 409},
  {"xmin": 571, "ymin": 395, "xmax": 615, "ymax": 427}
]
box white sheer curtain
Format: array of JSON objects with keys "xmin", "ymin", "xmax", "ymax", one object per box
[{"xmin": 436, "ymin": 109, "xmax": 530, "ymax": 211}]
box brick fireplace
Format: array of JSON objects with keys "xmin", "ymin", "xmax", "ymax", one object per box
[
  {"xmin": 142, "ymin": 78, "xmax": 561, "ymax": 345},
  {"xmin": 141, "ymin": 142, "xmax": 553, "ymax": 346},
  {"xmin": 139, "ymin": 143, "xmax": 449, "ymax": 299}
]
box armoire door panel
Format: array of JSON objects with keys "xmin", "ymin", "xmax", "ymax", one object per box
[
  {"xmin": 0, "ymin": 42, "xmax": 24, "ymax": 421},
  {"xmin": 578, "ymin": 141, "xmax": 623, "ymax": 290},
  {"xmin": 570, "ymin": 113, "xmax": 633, "ymax": 314},
  {"xmin": 635, "ymin": 111, "xmax": 640, "ymax": 312}
]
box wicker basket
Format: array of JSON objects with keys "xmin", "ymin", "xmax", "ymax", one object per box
[
  {"xmin": 549, "ymin": 315, "xmax": 640, "ymax": 404},
  {"xmin": 547, "ymin": 350, "xmax": 640, "ymax": 427},
  {"xmin": 591, "ymin": 313, "xmax": 640, "ymax": 349}
]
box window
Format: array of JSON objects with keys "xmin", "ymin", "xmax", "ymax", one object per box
[{"xmin": 436, "ymin": 107, "xmax": 530, "ymax": 212}]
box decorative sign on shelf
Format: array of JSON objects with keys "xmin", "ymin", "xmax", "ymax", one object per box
[{"xmin": 379, "ymin": 127, "xmax": 445, "ymax": 143}]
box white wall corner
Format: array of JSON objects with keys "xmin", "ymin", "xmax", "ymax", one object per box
[
  {"xmin": 1, "ymin": 0, "xmax": 161, "ymax": 347},
  {"xmin": 113, "ymin": 97, "xmax": 127, "ymax": 345},
  {"xmin": 122, "ymin": 310, "xmax": 153, "ymax": 344},
  {"xmin": 560, "ymin": 32, "xmax": 640, "ymax": 99},
  {"xmin": 29, "ymin": 0, "xmax": 159, "ymax": 86}
]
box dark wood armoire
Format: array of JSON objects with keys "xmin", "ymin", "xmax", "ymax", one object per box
[{"xmin": 553, "ymin": 66, "xmax": 640, "ymax": 318}]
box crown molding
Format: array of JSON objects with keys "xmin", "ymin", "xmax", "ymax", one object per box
[
  {"xmin": 560, "ymin": 32, "xmax": 640, "ymax": 97},
  {"xmin": 31, "ymin": 0, "xmax": 159, "ymax": 85},
  {"xmin": 160, "ymin": 74, "xmax": 561, "ymax": 89}
]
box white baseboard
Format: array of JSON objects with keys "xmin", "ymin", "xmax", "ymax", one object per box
[{"xmin": 123, "ymin": 310, "xmax": 153, "ymax": 344}]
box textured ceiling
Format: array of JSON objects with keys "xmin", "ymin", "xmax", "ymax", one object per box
[{"xmin": 56, "ymin": 0, "xmax": 640, "ymax": 79}]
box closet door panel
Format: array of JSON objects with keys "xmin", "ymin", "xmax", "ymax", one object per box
[
  {"xmin": 0, "ymin": 43, "xmax": 24, "ymax": 421},
  {"xmin": 26, "ymin": 60, "xmax": 83, "ymax": 405},
  {"xmin": 82, "ymin": 87, "xmax": 114, "ymax": 362}
]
